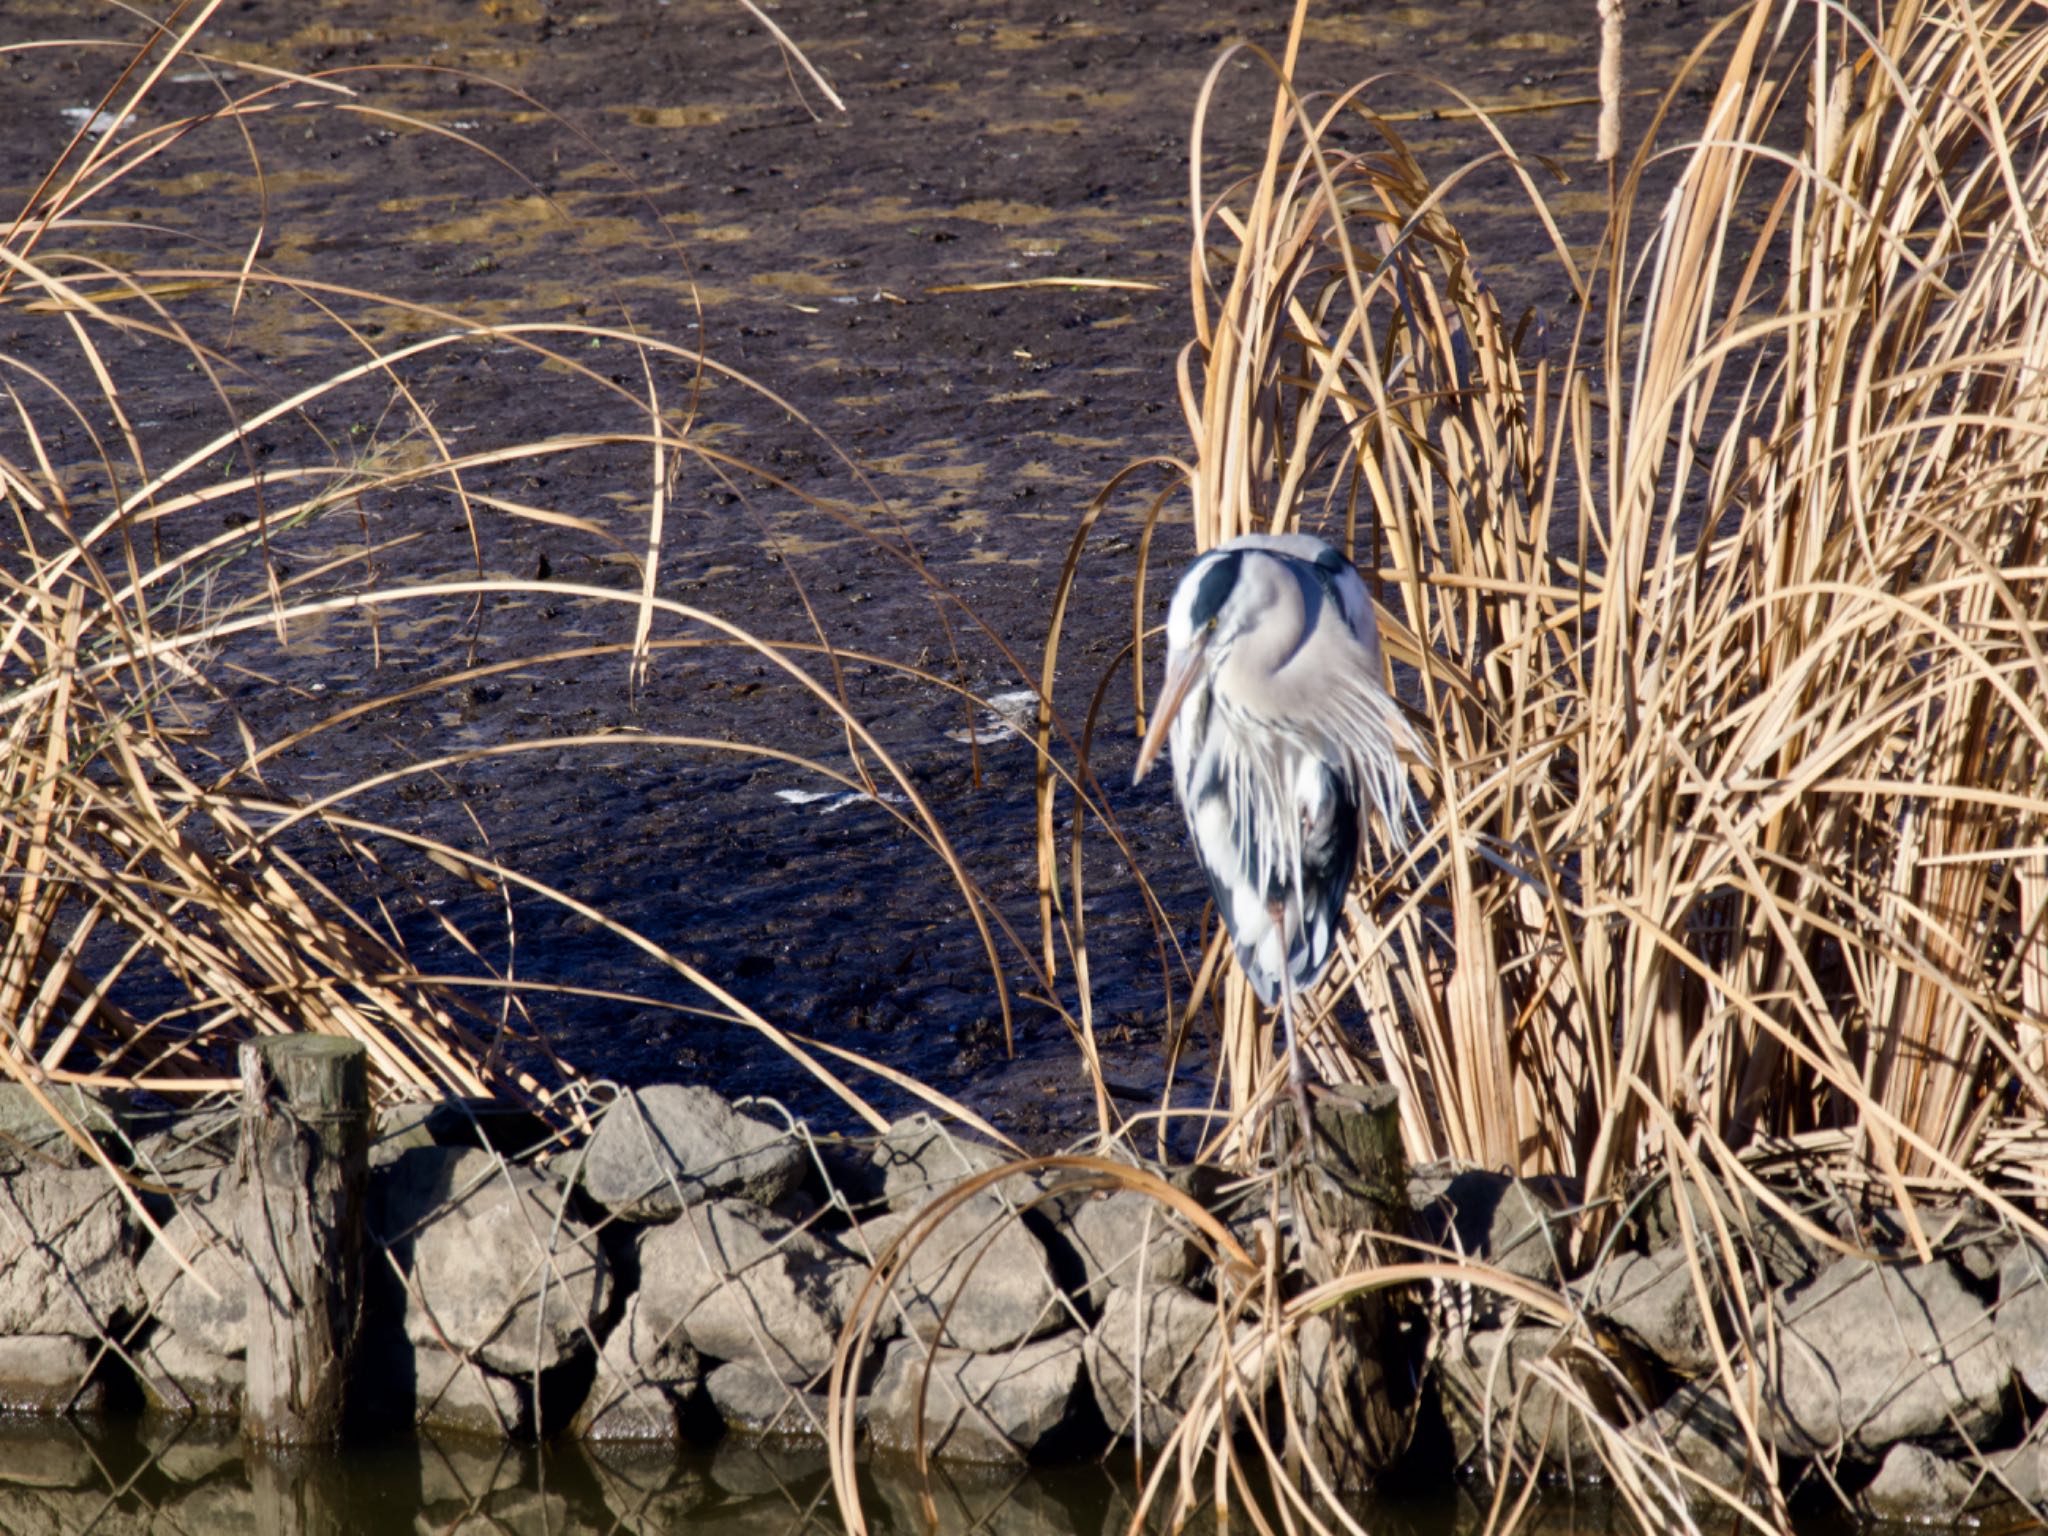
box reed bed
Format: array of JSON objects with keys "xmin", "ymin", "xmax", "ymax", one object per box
[{"xmin": 1019, "ymin": 0, "xmax": 2048, "ymax": 1523}]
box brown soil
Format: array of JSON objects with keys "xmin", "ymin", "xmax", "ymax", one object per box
[{"xmin": 0, "ymin": 0, "xmax": 1717, "ymax": 1145}]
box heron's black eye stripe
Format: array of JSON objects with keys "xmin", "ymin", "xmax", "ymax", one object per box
[{"xmin": 1187, "ymin": 552, "xmax": 1242, "ymax": 631}]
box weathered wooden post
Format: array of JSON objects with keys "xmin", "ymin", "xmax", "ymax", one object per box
[
  {"xmin": 237, "ymin": 1035, "xmax": 369, "ymax": 1446},
  {"xmin": 1290, "ymin": 1081, "xmax": 1417, "ymax": 1489}
]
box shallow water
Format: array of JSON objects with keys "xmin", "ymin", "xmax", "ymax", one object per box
[{"xmin": 0, "ymin": 1416, "xmax": 1672, "ymax": 1536}]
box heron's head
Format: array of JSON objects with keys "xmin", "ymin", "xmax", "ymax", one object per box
[{"xmin": 1131, "ymin": 548, "xmax": 1256, "ymax": 785}]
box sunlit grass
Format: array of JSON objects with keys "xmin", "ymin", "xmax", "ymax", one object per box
[{"xmin": 1023, "ymin": 0, "xmax": 2048, "ymax": 1522}]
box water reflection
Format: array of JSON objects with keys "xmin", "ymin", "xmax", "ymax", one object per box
[{"xmin": 0, "ymin": 1418, "xmax": 1653, "ymax": 1535}]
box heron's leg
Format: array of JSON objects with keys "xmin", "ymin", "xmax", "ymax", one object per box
[{"xmin": 1269, "ymin": 897, "xmax": 1315, "ymax": 1165}]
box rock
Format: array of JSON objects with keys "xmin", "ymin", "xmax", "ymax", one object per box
[
  {"xmin": 572, "ymin": 1378, "xmax": 681, "ymax": 1443},
  {"xmin": 1088, "ymin": 1283, "xmax": 1264, "ymax": 1448},
  {"xmin": 1586, "ymin": 1244, "xmax": 1716, "ymax": 1375},
  {"xmin": 604, "ymin": 1293, "xmax": 703, "ymax": 1387},
  {"xmin": 373, "ymin": 1147, "xmax": 609, "ymax": 1375},
  {"xmin": 637, "ymin": 1200, "xmax": 851, "ymax": 1384},
  {"xmin": 137, "ymin": 1329, "xmax": 244, "ymax": 1417},
  {"xmin": 370, "ymin": 1103, "xmax": 448, "ymax": 1170},
  {"xmin": 412, "ymin": 1346, "xmax": 529, "ymax": 1439},
  {"xmin": 2000, "ymin": 1239, "xmax": 2048, "ymax": 1400},
  {"xmin": 579, "ymin": 1086, "xmax": 806, "ymax": 1220},
  {"xmin": 136, "ymin": 1175, "xmax": 244, "ymax": 1358},
  {"xmin": 867, "ymin": 1114, "xmax": 1012, "ymax": 1209},
  {"xmin": 1421, "ymin": 1171, "xmax": 1578, "ymax": 1290},
  {"xmin": 1878, "ymin": 1205, "xmax": 2005, "ymax": 1285},
  {"xmin": 129, "ymin": 1112, "xmax": 236, "ymax": 1183},
  {"xmin": 705, "ymin": 1359, "xmax": 840, "ymax": 1440},
  {"xmin": 1060, "ymin": 1190, "xmax": 1198, "ymax": 1311},
  {"xmin": 0, "ymin": 1085, "xmax": 122, "ymax": 1172},
  {"xmin": 1634, "ymin": 1375, "xmax": 1763, "ymax": 1499},
  {"xmin": 572, "ymin": 1295, "xmax": 700, "ymax": 1441},
  {"xmin": 0, "ymin": 1336, "xmax": 102, "ymax": 1415},
  {"xmin": 1861, "ymin": 1443, "xmax": 1977, "ymax": 1523},
  {"xmin": 868, "ymin": 1334, "xmax": 1092, "ymax": 1464},
  {"xmin": 0, "ymin": 1165, "xmax": 145, "ymax": 1338},
  {"xmin": 1436, "ymin": 1323, "xmax": 1604, "ymax": 1470},
  {"xmin": 848, "ymin": 1192, "xmax": 1067, "ymax": 1353},
  {"xmin": 1637, "ymin": 1173, "xmax": 1820, "ymax": 1290},
  {"xmin": 1984, "ymin": 1433, "xmax": 2048, "ymax": 1507},
  {"xmin": 1761, "ymin": 1257, "xmax": 2007, "ymax": 1458}
]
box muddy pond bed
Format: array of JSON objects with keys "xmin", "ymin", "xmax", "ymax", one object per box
[{"xmin": 0, "ymin": 0, "xmax": 1719, "ymax": 1142}]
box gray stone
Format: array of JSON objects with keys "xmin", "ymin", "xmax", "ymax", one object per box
[
  {"xmin": 1861, "ymin": 1443, "xmax": 1977, "ymax": 1524},
  {"xmin": 129, "ymin": 1113, "xmax": 236, "ymax": 1182},
  {"xmin": 0, "ymin": 1165, "xmax": 144, "ymax": 1338},
  {"xmin": 1423, "ymin": 1171, "xmax": 1578, "ymax": 1289},
  {"xmin": 137, "ymin": 1174, "xmax": 244, "ymax": 1358},
  {"xmin": 704, "ymin": 1359, "xmax": 838, "ymax": 1441},
  {"xmin": 579, "ymin": 1086, "xmax": 806, "ymax": 1220},
  {"xmin": 572, "ymin": 1378, "xmax": 681, "ymax": 1443},
  {"xmin": 1436, "ymin": 1324, "xmax": 1603, "ymax": 1470},
  {"xmin": 1984, "ymin": 1432, "xmax": 2048, "ymax": 1507},
  {"xmin": 1638, "ymin": 1174, "xmax": 1820, "ymax": 1290},
  {"xmin": 868, "ymin": 1114, "xmax": 1012, "ymax": 1209},
  {"xmin": 373, "ymin": 1147, "xmax": 608, "ymax": 1375},
  {"xmin": 137, "ymin": 1329, "xmax": 243, "ymax": 1418},
  {"xmin": 1087, "ymin": 1282, "xmax": 1264, "ymax": 1448},
  {"xmin": 848, "ymin": 1192, "xmax": 1066, "ymax": 1353},
  {"xmin": 1587, "ymin": 1244, "xmax": 1717, "ymax": 1375},
  {"xmin": 637, "ymin": 1200, "xmax": 851, "ymax": 1384},
  {"xmin": 0, "ymin": 1336, "xmax": 101, "ymax": 1415},
  {"xmin": 606, "ymin": 1292, "xmax": 703, "ymax": 1387},
  {"xmin": 370, "ymin": 1103, "xmax": 447, "ymax": 1170},
  {"xmin": 2000, "ymin": 1238, "xmax": 2048, "ymax": 1400},
  {"xmin": 572, "ymin": 1295, "xmax": 699, "ymax": 1442},
  {"xmin": 1633, "ymin": 1375, "xmax": 1764, "ymax": 1499},
  {"xmin": 0, "ymin": 1086, "xmax": 122, "ymax": 1173},
  {"xmin": 1761, "ymin": 1257, "xmax": 2007, "ymax": 1458},
  {"xmin": 412, "ymin": 1346, "xmax": 529, "ymax": 1439},
  {"xmin": 868, "ymin": 1333, "xmax": 1089, "ymax": 1464},
  {"xmin": 1061, "ymin": 1190, "xmax": 1198, "ymax": 1310}
]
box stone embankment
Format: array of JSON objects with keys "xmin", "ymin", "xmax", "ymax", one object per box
[{"xmin": 1, "ymin": 1080, "xmax": 2043, "ymax": 1523}]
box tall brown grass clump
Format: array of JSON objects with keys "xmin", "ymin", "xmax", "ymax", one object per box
[
  {"xmin": 1018, "ymin": 0, "xmax": 2048, "ymax": 1520},
  {"xmin": 1087, "ymin": 0, "xmax": 2048, "ymax": 1210}
]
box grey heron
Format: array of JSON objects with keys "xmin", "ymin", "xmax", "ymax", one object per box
[{"xmin": 1131, "ymin": 532, "xmax": 1421, "ymax": 1132}]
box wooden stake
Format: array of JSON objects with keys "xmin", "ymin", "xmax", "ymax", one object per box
[
  {"xmin": 1291, "ymin": 1081, "xmax": 1418, "ymax": 1489},
  {"xmin": 237, "ymin": 1035, "xmax": 368, "ymax": 1446}
]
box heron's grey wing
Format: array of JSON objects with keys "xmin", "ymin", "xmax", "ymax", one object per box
[{"xmin": 1285, "ymin": 755, "xmax": 1360, "ymax": 994}]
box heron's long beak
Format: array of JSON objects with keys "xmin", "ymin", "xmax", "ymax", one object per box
[{"xmin": 1132, "ymin": 631, "xmax": 1210, "ymax": 786}]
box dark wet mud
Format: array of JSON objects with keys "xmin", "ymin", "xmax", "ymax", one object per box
[{"xmin": 0, "ymin": 0, "xmax": 1720, "ymax": 1143}]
